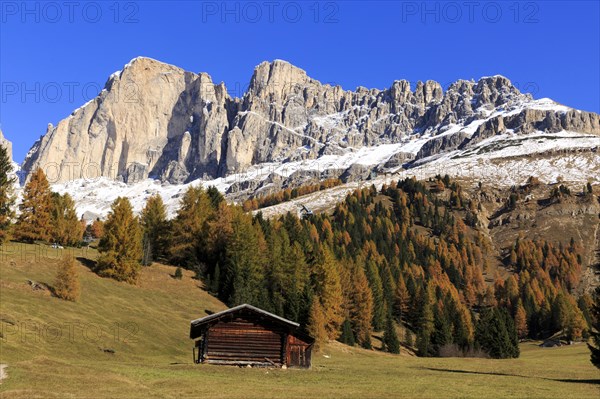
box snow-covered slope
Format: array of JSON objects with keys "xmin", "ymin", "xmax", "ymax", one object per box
[
  {"xmin": 40, "ymin": 126, "xmax": 599, "ymax": 220},
  {"xmin": 256, "ymin": 137, "xmax": 600, "ymax": 219},
  {"xmin": 47, "ymin": 143, "xmax": 408, "ymax": 219}
]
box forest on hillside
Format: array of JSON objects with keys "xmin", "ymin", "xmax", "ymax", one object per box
[{"xmin": 1, "ymin": 147, "xmax": 599, "ymax": 359}]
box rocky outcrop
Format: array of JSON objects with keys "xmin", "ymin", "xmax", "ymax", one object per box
[
  {"xmin": 504, "ymin": 108, "xmax": 600, "ymax": 134},
  {"xmin": 21, "ymin": 57, "xmax": 600, "ymax": 184},
  {"xmin": 417, "ymin": 132, "xmax": 470, "ymax": 159},
  {"xmin": 0, "ymin": 129, "xmax": 12, "ymax": 161}
]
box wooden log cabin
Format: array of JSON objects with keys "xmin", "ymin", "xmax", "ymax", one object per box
[{"xmin": 190, "ymin": 304, "xmax": 314, "ymax": 368}]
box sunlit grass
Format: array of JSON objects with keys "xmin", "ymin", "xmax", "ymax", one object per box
[{"xmin": 1, "ymin": 243, "xmax": 598, "ymax": 398}]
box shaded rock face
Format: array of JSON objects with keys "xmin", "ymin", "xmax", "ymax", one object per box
[
  {"xmin": 21, "ymin": 58, "xmax": 600, "ymax": 184},
  {"xmin": 0, "ymin": 129, "xmax": 12, "ymax": 161},
  {"xmin": 417, "ymin": 132, "xmax": 470, "ymax": 159}
]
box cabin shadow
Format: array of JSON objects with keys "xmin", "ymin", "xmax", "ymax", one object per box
[{"xmin": 419, "ymin": 367, "xmax": 600, "ymax": 385}]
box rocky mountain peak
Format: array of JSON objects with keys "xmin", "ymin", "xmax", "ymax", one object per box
[
  {"xmin": 473, "ymin": 75, "xmax": 525, "ymax": 107},
  {"xmin": 415, "ymin": 80, "xmax": 444, "ymax": 106},
  {"xmin": 246, "ymin": 59, "xmax": 313, "ymax": 100},
  {"xmin": 124, "ymin": 56, "xmax": 184, "ymax": 74},
  {"xmin": 20, "ymin": 58, "xmax": 600, "ymax": 187}
]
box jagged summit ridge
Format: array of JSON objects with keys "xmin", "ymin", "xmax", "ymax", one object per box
[{"xmin": 21, "ymin": 57, "xmax": 600, "ymax": 185}]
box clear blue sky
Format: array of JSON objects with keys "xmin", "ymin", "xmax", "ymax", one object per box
[{"xmin": 1, "ymin": 0, "xmax": 599, "ymax": 162}]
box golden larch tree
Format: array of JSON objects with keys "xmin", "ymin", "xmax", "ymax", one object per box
[
  {"xmin": 350, "ymin": 265, "xmax": 374, "ymax": 348},
  {"xmin": 54, "ymin": 255, "xmax": 80, "ymax": 301},
  {"xmin": 314, "ymin": 248, "xmax": 344, "ymax": 340},
  {"xmin": 51, "ymin": 192, "xmax": 84, "ymax": 246},
  {"xmin": 96, "ymin": 197, "xmax": 143, "ymax": 284},
  {"xmin": 514, "ymin": 299, "xmax": 528, "ymax": 339},
  {"xmin": 14, "ymin": 168, "xmax": 53, "ymax": 243},
  {"xmin": 307, "ymin": 297, "xmax": 328, "ymax": 352}
]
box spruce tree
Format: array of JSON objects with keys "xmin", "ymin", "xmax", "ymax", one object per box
[
  {"xmin": 383, "ymin": 311, "xmax": 400, "ymax": 354},
  {"xmin": 588, "ymin": 287, "xmax": 600, "ymax": 369},
  {"xmin": 141, "ymin": 194, "xmax": 169, "ymax": 263},
  {"xmin": 431, "ymin": 305, "xmax": 453, "ymax": 356},
  {"xmin": 503, "ymin": 308, "xmax": 520, "ymax": 357},
  {"xmin": 206, "ymin": 185, "xmax": 224, "ymax": 208},
  {"xmin": 14, "ymin": 168, "xmax": 53, "ymax": 243},
  {"xmin": 416, "ymin": 286, "xmax": 435, "ymax": 357},
  {"xmin": 265, "ymin": 229, "xmax": 287, "ymax": 315},
  {"xmin": 54, "ymin": 255, "xmax": 80, "ymax": 301},
  {"xmin": 207, "ymin": 201, "xmax": 234, "ymax": 277},
  {"xmin": 96, "ymin": 197, "xmax": 143, "ymax": 284},
  {"xmin": 0, "ymin": 144, "xmax": 15, "ymax": 246},
  {"xmin": 225, "ymin": 210, "xmax": 267, "ymax": 306},
  {"xmin": 141, "ymin": 234, "xmax": 153, "ymax": 266},
  {"xmin": 365, "ymin": 259, "xmax": 386, "ymax": 330},
  {"xmin": 283, "ymin": 242, "xmax": 310, "ymax": 322},
  {"xmin": 338, "ymin": 319, "xmax": 356, "ymax": 346},
  {"xmin": 475, "ymin": 307, "xmax": 519, "ymax": 359}
]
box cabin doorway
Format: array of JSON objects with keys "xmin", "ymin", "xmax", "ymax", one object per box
[{"xmin": 288, "ymin": 344, "xmax": 310, "ymax": 368}]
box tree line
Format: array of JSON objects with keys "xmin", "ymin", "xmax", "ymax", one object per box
[{"xmin": 1, "ymin": 167, "xmax": 84, "ymax": 246}]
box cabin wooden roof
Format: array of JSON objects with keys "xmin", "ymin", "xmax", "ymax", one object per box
[{"xmin": 190, "ymin": 304, "xmax": 305, "ymax": 340}]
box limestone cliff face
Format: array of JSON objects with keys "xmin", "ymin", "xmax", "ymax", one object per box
[
  {"xmin": 21, "ymin": 57, "xmax": 600, "ymax": 184},
  {"xmin": 22, "ymin": 57, "xmax": 231, "ymax": 184},
  {"xmin": 0, "ymin": 129, "xmax": 12, "ymax": 161}
]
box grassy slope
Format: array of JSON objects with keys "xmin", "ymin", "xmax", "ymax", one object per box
[{"xmin": 1, "ymin": 243, "xmax": 599, "ymax": 399}]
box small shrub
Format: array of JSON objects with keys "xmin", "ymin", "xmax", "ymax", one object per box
[{"xmin": 174, "ymin": 267, "xmax": 183, "ymax": 280}]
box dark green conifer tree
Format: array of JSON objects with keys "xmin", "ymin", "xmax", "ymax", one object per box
[
  {"xmin": 0, "ymin": 144, "xmax": 15, "ymax": 245},
  {"xmin": 475, "ymin": 307, "xmax": 519, "ymax": 359},
  {"xmin": 338, "ymin": 319, "xmax": 356, "ymax": 346},
  {"xmin": 141, "ymin": 194, "xmax": 169, "ymax": 263},
  {"xmin": 383, "ymin": 311, "xmax": 400, "ymax": 354},
  {"xmin": 365, "ymin": 259, "xmax": 385, "ymax": 330}
]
